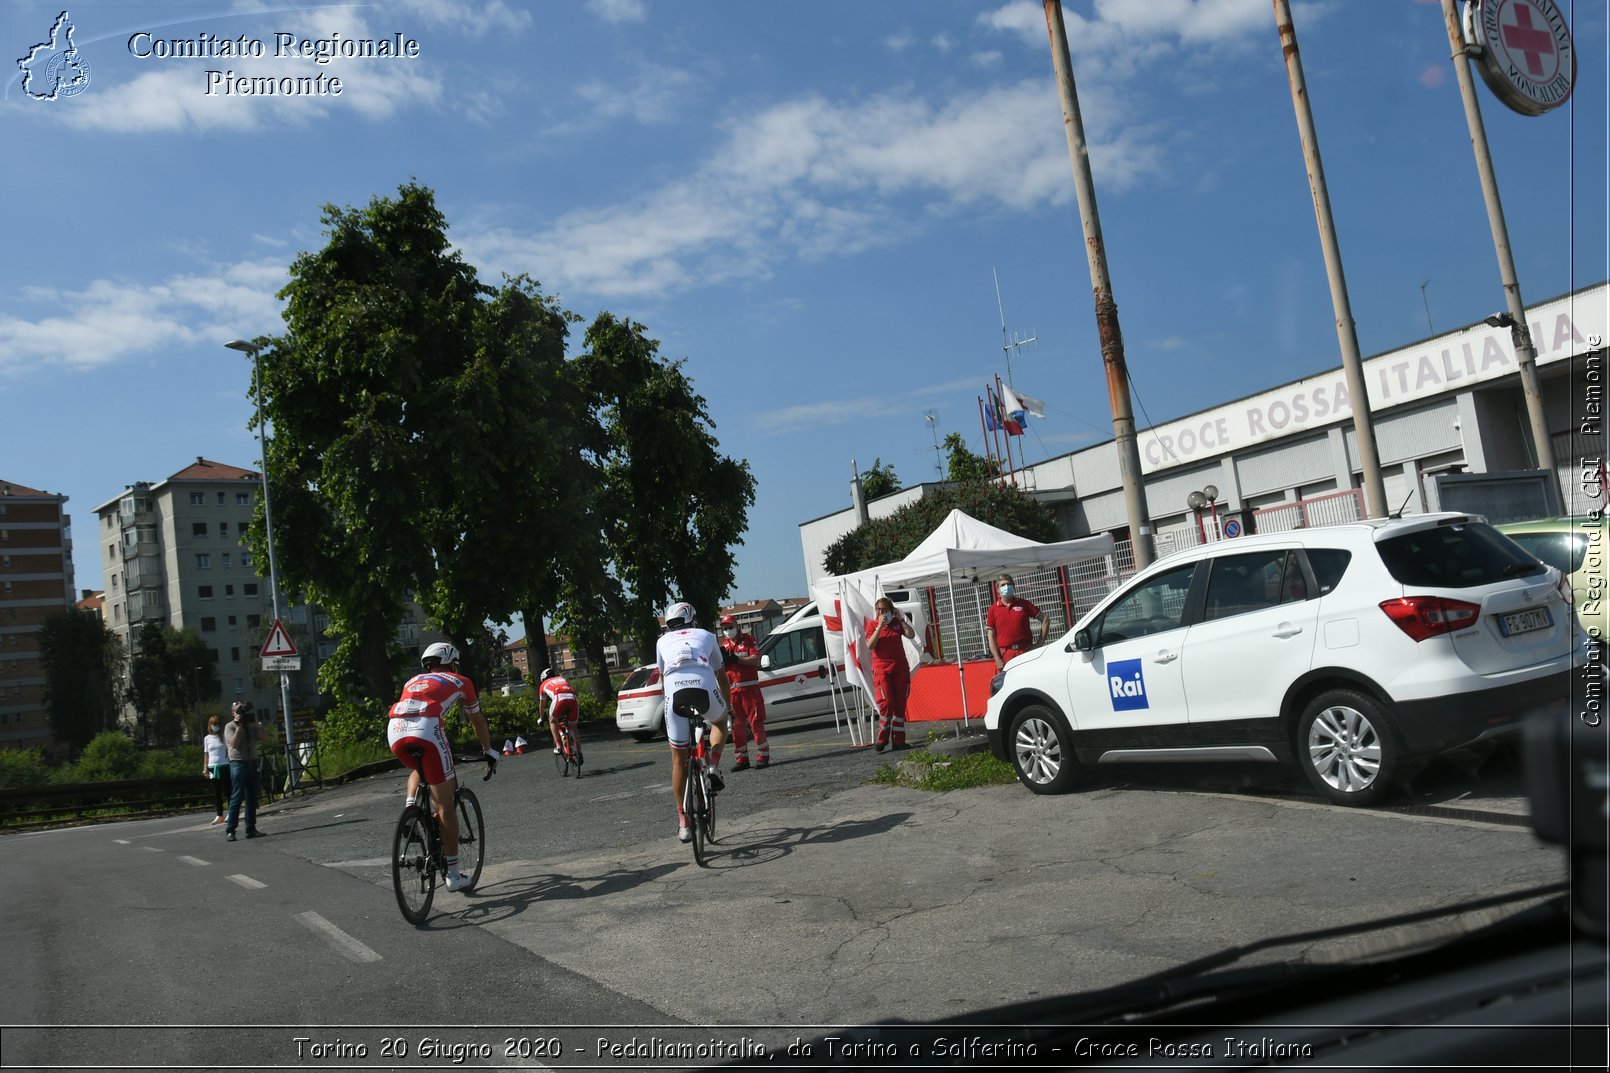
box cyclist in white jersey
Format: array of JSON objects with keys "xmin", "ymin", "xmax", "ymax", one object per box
[{"xmin": 655, "ymin": 601, "xmax": 731, "ymax": 843}]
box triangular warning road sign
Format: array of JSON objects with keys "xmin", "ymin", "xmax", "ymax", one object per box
[{"xmin": 259, "ymin": 619, "xmax": 299, "ymax": 658}]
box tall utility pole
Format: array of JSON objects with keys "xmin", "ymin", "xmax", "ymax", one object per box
[
  {"xmin": 1439, "ymin": 0, "xmax": 1559, "ymax": 489},
  {"xmin": 1043, "ymin": 0, "xmax": 1153, "ymax": 568},
  {"xmin": 1273, "ymin": 0, "xmax": 1389, "ymax": 520}
]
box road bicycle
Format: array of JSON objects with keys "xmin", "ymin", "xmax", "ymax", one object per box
[
  {"xmin": 551, "ymin": 715, "xmax": 583, "ymax": 778},
  {"xmin": 391, "ymin": 749, "xmax": 492, "ymax": 925},
  {"xmin": 672, "ymin": 687, "xmax": 718, "ymax": 867}
]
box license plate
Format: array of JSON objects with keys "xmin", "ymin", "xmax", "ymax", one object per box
[{"xmin": 1498, "ymin": 607, "xmax": 1552, "ymax": 636}]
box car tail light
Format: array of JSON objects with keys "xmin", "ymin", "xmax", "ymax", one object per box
[
  {"xmin": 1379, "ymin": 596, "xmax": 1482, "ymax": 641},
  {"xmin": 648, "ymin": 668, "xmax": 661, "ymax": 685}
]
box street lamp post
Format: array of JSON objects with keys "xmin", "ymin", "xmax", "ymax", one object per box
[{"xmin": 225, "ymin": 338, "xmax": 297, "ymax": 789}]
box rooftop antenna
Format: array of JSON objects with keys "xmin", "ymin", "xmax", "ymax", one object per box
[
  {"xmin": 924, "ymin": 410, "xmax": 942, "ymax": 478},
  {"xmin": 994, "ymin": 266, "xmax": 1036, "ymax": 388}
]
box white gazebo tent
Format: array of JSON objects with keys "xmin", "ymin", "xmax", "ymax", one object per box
[{"xmin": 813, "ymin": 509, "xmax": 1116, "ymax": 727}]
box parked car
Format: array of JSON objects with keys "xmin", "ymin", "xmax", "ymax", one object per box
[
  {"xmin": 984, "ymin": 513, "xmax": 1578, "ymax": 806},
  {"xmin": 1496, "ymin": 514, "xmax": 1606, "ymax": 655},
  {"xmin": 615, "ymin": 664, "xmax": 665, "ymax": 741}
]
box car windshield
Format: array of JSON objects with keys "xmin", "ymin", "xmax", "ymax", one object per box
[
  {"xmin": 1375, "ymin": 521, "xmax": 1547, "ymax": 587},
  {"xmin": 1506, "ymin": 531, "xmax": 1589, "ymax": 574},
  {"xmin": 620, "ymin": 666, "xmax": 655, "ymax": 690}
]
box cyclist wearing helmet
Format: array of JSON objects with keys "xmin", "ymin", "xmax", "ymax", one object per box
[
  {"xmin": 655, "ymin": 600, "xmax": 731, "ymax": 843},
  {"xmin": 388, "ymin": 641, "xmax": 501, "ymax": 892},
  {"xmin": 718, "ymin": 613, "xmax": 769, "ymax": 771},
  {"xmin": 538, "ymin": 667, "xmax": 582, "ymax": 766}
]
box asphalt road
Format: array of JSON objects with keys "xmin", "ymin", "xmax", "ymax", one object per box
[{"xmin": 2, "ymin": 715, "xmax": 1564, "ymax": 1070}]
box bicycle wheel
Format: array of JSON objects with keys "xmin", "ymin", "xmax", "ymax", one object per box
[
  {"xmin": 701, "ymin": 768, "xmax": 717, "ymax": 846},
  {"xmin": 454, "ymin": 787, "xmax": 486, "ymax": 889},
  {"xmin": 684, "ymin": 763, "xmax": 707, "ymax": 867},
  {"xmin": 391, "ymin": 805, "xmax": 435, "ymax": 924}
]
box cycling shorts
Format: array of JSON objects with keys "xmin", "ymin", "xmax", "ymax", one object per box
[
  {"xmin": 662, "ymin": 674, "xmax": 727, "ymax": 749},
  {"xmin": 388, "ymin": 716, "xmax": 455, "ymax": 786},
  {"xmin": 548, "ymin": 698, "xmax": 579, "ymax": 726}
]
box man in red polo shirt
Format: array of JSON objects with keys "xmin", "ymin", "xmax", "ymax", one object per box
[{"xmin": 986, "ymin": 573, "xmax": 1048, "ymax": 670}]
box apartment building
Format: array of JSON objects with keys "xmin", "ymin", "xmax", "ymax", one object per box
[
  {"xmin": 0, "ymin": 481, "xmax": 76, "ymax": 752},
  {"xmin": 94, "ymin": 458, "xmax": 320, "ymax": 723}
]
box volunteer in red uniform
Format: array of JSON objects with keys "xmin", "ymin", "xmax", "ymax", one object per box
[
  {"xmin": 865, "ymin": 596, "xmax": 915, "ymax": 752},
  {"xmin": 718, "ymin": 614, "xmax": 769, "ymax": 771},
  {"xmin": 986, "ymin": 573, "xmax": 1048, "ymax": 670},
  {"xmin": 538, "ymin": 667, "xmax": 582, "ymax": 766},
  {"xmin": 387, "ymin": 642, "xmax": 499, "ymax": 892}
]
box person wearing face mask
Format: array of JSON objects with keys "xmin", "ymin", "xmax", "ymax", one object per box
[
  {"xmin": 202, "ymin": 713, "xmax": 231, "ymax": 825},
  {"xmin": 986, "ymin": 573, "xmax": 1048, "ymax": 671},
  {"xmin": 718, "ymin": 614, "xmax": 769, "ymax": 771},
  {"xmin": 865, "ymin": 596, "xmax": 916, "ymax": 752}
]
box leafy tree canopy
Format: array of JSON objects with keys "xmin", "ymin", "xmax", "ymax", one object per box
[
  {"xmin": 822, "ymin": 480, "xmax": 1058, "ymax": 576},
  {"xmin": 37, "ymin": 609, "xmax": 124, "ymax": 753},
  {"xmin": 860, "ymin": 458, "xmax": 901, "ymax": 499},
  {"xmin": 943, "ymin": 433, "xmax": 999, "ymax": 482}
]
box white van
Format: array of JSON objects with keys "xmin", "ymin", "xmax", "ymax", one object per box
[{"xmin": 755, "ymin": 589, "xmax": 927, "ymax": 723}]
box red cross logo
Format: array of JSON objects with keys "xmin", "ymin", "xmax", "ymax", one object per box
[{"xmin": 1500, "ymin": 1, "xmax": 1556, "ymax": 77}]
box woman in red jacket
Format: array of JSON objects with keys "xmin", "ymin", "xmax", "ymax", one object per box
[{"xmin": 865, "ymin": 595, "xmax": 916, "ymax": 752}]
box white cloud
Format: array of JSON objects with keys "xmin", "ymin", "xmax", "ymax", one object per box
[
  {"xmin": 586, "ymin": 0, "xmax": 647, "ymax": 24},
  {"xmin": 0, "ymin": 259, "xmax": 286, "ymax": 375},
  {"xmin": 884, "ymin": 30, "xmax": 915, "ymax": 52},
  {"xmin": 392, "ymin": 0, "xmax": 533, "ymax": 34},
  {"xmin": 931, "ymin": 32, "xmax": 955, "ymax": 54},
  {"xmin": 970, "ymin": 50, "xmax": 1004, "ymax": 68},
  {"xmin": 462, "ymin": 78, "xmax": 1162, "ymax": 301},
  {"xmin": 978, "ymin": 0, "xmax": 1274, "ymax": 79}
]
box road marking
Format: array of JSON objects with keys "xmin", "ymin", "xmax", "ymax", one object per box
[
  {"xmin": 140, "ymin": 846, "xmax": 164, "ymax": 853},
  {"xmin": 113, "ymin": 839, "xmax": 130, "ymax": 845},
  {"xmin": 324, "ymin": 858, "xmax": 390, "ymax": 868},
  {"xmin": 177, "ymin": 856, "xmax": 208, "ymax": 867},
  {"xmin": 589, "ymin": 791, "xmax": 640, "ymax": 802},
  {"xmin": 294, "ymin": 911, "xmax": 382, "ymax": 963},
  {"xmin": 226, "ymin": 874, "xmax": 266, "ymax": 890}
]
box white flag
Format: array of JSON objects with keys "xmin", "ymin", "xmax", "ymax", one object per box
[
  {"xmin": 839, "ymin": 581, "xmax": 878, "ymax": 705},
  {"xmin": 1004, "ymin": 384, "xmax": 1045, "ymax": 419}
]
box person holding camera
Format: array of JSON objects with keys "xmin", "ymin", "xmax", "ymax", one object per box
[
  {"xmin": 223, "ymin": 701, "xmax": 263, "ymax": 841},
  {"xmin": 865, "ymin": 596, "xmax": 916, "ymax": 752}
]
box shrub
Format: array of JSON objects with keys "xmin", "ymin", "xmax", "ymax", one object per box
[
  {"xmin": 72, "ymin": 731, "xmax": 140, "ymax": 782},
  {"xmin": 317, "ymin": 701, "xmax": 388, "ymax": 751},
  {"xmin": 0, "ymin": 747, "xmax": 51, "ymax": 790}
]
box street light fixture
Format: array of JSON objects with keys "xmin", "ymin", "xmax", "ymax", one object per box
[
  {"xmin": 225, "ymin": 338, "xmax": 297, "ymax": 788},
  {"xmin": 1187, "ymin": 485, "xmax": 1221, "ymax": 543}
]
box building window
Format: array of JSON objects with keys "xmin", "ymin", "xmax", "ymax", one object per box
[
  {"xmin": 190, "ymin": 493, "xmax": 204, "ymax": 506},
  {"xmin": 247, "ymin": 614, "xmax": 261, "ymax": 628},
  {"xmin": 234, "ymin": 678, "xmax": 244, "ymax": 694},
  {"xmin": 227, "ymin": 615, "xmax": 237, "ymax": 626},
  {"xmin": 244, "ymin": 583, "xmax": 259, "ymax": 597},
  {"xmin": 112, "ymin": 575, "xmax": 118, "ymax": 589},
  {"xmin": 1, "ymin": 556, "xmax": 8, "ymax": 568},
  {"xmin": 199, "ymin": 585, "xmax": 214, "ymax": 599},
  {"xmin": 108, "ymin": 543, "xmax": 114, "ymax": 560},
  {"xmin": 217, "ymin": 492, "xmax": 226, "ymax": 504},
  {"xmin": 231, "ymin": 647, "xmax": 240, "ymax": 661},
  {"xmin": 210, "ymin": 649, "xmax": 221, "ymax": 663},
  {"xmin": 201, "ymin": 617, "xmax": 217, "ymax": 632},
  {"xmin": 225, "ymin": 585, "xmax": 234, "ymax": 597},
  {"xmin": 238, "ymin": 520, "xmax": 249, "ymax": 534},
  {"xmin": 240, "ymin": 552, "xmax": 253, "ymax": 569},
  {"xmin": 192, "ymin": 522, "xmax": 207, "ymax": 537},
  {"xmin": 236, "ymin": 493, "xmax": 250, "ymax": 506},
  {"xmin": 221, "ymin": 553, "xmax": 231, "ymax": 569},
  {"xmin": 197, "ymin": 554, "xmax": 212, "ymax": 569}
]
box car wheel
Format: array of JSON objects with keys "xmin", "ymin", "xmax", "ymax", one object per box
[
  {"xmin": 1296, "ymin": 689, "xmax": 1402, "ymax": 806},
  {"xmin": 1008, "ymin": 704, "xmax": 1078, "ymax": 795}
]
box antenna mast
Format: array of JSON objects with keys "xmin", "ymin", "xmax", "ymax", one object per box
[{"xmin": 994, "ymin": 266, "xmax": 1036, "ymax": 387}]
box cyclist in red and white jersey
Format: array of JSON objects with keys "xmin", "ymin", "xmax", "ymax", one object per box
[
  {"xmin": 656, "ymin": 601, "xmax": 731, "ymax": 843},
  {"xmin": 388, "ymin": 642, "xmax": 500, "ymax": 892},
  {"xmin": 538, "ymin": 668, "xmax": 582, "ymax": 765}
]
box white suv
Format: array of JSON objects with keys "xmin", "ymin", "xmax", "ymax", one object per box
[{"xmin": 984, "ymin": 514, "xmax": 1578, "ymax": 806}]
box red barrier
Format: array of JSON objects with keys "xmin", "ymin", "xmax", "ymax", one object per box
[{"xmin": 906, "ymin": 659, "xmax": 998, "ymax": 721}]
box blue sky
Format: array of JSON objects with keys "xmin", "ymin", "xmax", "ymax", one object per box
[{"xmin": 4, "ymin": 0, "xmax": 1605, "ymax": 632}]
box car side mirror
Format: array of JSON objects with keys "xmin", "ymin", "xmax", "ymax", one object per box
[
  {"xmin": 759, "ymin": 654, "xmax": 771, "ymax": 670},
  {"xmin": 1072, "ymin": 628, "xmax": 1093, "ymax": 652}
]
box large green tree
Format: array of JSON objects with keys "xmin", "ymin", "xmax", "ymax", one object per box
[
  {"xmin": 259, "ymin": 183, "xmax": 581, "ymax": 703},
  {"xmin": 37, "ymin": 609, "xmax": 124, "ymax": 753},
  {"xmin": 125, "ymin": 623, "xmax": 218, "ymax": 747},
  {"xmin": 822, "ymin": 479, "xmax": 1058, "ymax": 576},
  {"xmin": 563, "ymin": 313, "xmax": 756, "ymax": 695}
]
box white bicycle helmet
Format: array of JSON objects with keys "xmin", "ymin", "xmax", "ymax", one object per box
[
  {"xmin": 421, "ymin": 641, "xmax": 460, "ymax": 669},
  {"xmin": 540, "ymin": 667, "xmax": 555, "ymax": 683},
  {"xmin": 663, "ymin": 601, "xmax": 696, "ymax": 629}
]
